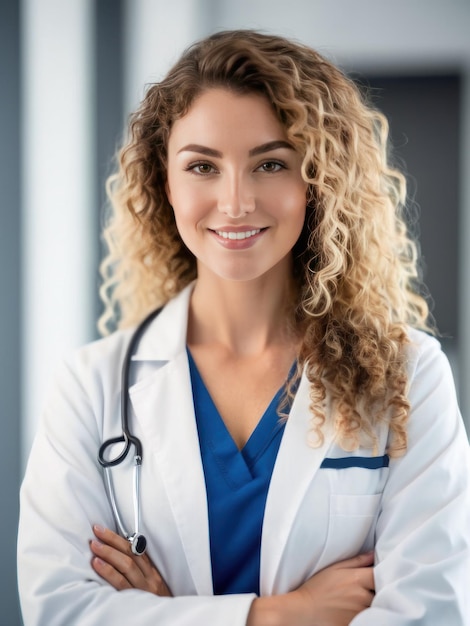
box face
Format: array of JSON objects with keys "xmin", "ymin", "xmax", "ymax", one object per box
[{"xmin": 166, "ymin": 88, "xmax": 307, "ymax": 284}]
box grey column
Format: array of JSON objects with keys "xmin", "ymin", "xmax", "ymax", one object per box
[{"xmin": 0, "ymin": 0, "xmax": 23, "ymax": 623}]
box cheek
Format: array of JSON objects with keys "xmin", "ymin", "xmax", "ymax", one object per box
[
  {"xmin": 283, "ymin": 194, "xmax": 307, "ymax": 249},
  {"xmin": 282, "ymin": 188, "xmax": 307, "ymax": 230},
  {"xmin": 171, "ymin": 194, "xmax": 210, "ymax": 250},
  {"xmin": 170, "ymin": 187, "xmax": 204, "ymax": 224}
]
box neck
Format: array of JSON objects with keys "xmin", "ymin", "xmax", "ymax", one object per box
[{"xmin": 188, "ymin": 268, "xmax": 298, "ymax": 356}]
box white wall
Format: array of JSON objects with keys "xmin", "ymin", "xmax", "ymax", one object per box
[
  {"xmin": 124, "ymin": 0, "xmax": 211, "ymax": 114},
  {"xmin": 21, "ymin": 0, "xmax": 95, "ymax": 464}
]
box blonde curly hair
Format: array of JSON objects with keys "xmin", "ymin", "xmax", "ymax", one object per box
[{"xmin": 99, "ymin": 30, "xmax": 433, "ymax": 457}]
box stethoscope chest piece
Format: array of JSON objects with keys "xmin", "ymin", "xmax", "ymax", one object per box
[{"xmin": 129, "ymin": 532, "xmax": 147, "ymax": 556}]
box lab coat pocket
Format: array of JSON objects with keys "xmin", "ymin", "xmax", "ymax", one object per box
[{"xmin": 315, "ymin": 492, "xmax": 382, "ymax": 571}]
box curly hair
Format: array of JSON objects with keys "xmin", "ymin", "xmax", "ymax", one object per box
[{"xmin": 99, "ymin": 29, "xmax": 434, "ymax": 457}]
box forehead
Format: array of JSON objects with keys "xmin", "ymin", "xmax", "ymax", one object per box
[{"xmin": 168, "ymin": 88, "xmax": 287, "ymax": 149}]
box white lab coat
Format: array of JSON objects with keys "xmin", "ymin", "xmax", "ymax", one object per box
[{"xmin": 18, "ymin": 284, "xmax": 470, "ymax": 625}]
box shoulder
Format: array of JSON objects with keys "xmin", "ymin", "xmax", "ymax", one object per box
[
  {"xmin": 402, "ymin": 327, "xmax": 465, "ymax": 450},
  {"xmin": 404, "ymin": 327, "xmax": 452, "ymax": 384},
  {"xmin": 65, "ymin": 327, "xmax": 135, "ymax": 384},
  {"xmin": 59, "ymin": 283, "xmax": 193, "ymax": 391},
  {"xmin": 405, "ymin": 325, "xmax": 442, "ymax": 355},
  {"xmin": 43, "ymin": 328, "xmax": 137, "ymax": 420}
]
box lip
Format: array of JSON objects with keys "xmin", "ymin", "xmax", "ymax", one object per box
[{"xmin": 209, "ymin": 226, "xmax": 267, "ymax": 249}]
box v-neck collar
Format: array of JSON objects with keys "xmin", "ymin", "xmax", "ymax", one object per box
[
  {"xmin": 187, "ymin": 348, "xmax": 294, "ymax": 478},
  {"xmin": 240, "ymin": 389, "xmax": 286, "ymax": 468}
]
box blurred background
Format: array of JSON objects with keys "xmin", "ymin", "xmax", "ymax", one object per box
[{"xmin": 2, "ymin": 0, "xmax": 469, "ymax": 623}]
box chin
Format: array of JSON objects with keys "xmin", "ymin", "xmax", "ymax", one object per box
[{"xmin": 201, "ymin": 259, "xmax": 291, "ymax": 285}]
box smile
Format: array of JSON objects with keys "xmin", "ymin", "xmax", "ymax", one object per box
[{"xmin": 214, "ymin": 229, "xmax": 261, "ymax": 240}]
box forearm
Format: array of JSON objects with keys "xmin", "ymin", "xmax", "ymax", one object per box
[
  {"xmin": 247, "ymin": 593, "xmax": 299, "ymax": 626},
  {"xmin": 246, "ymin": 591, "xmax": 315, "ymax": 626}
]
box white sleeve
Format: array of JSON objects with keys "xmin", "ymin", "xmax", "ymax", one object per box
[
  {"xmin": 351, "ymin": 335, "xmax": 470, "ymax": 625},
  {"xmin": 17, "ymin": 354, "xmax": 255, "ymax": 626}
]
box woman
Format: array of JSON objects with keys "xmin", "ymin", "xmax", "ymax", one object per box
[{"xmin": 18, "ymin": 30, "xmax": 470, "ymax": 625}]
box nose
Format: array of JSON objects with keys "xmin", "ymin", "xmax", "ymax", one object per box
[{"xmin": 217, "ymin": 173, "xmax": 255, "ymax": 218}]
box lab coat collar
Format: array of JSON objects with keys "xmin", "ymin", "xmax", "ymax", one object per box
[{"xmin": 130, "ymin": 282, "xmax": 195, "ymax": 362}]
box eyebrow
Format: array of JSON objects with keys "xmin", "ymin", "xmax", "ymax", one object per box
[
  {"xmin": 249, "ymin": 140, "xmax": 294, "ymax": 156},
  {"xmin": 176, "ymin": 140, "xmax": 294, "ymax": 158}
]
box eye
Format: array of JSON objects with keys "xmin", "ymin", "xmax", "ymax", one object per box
[
  {"xmin": 185, "ymin": 161, "xmax": 217, "ymax": 175},
  {"xmin": 256, "ymin": 161, "xmax": 285, "ymax": 173}
]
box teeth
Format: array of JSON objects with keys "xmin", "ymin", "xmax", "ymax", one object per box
[{"xmin": 215, "ymin": 229, "xmax": 261, "ymax": 240}]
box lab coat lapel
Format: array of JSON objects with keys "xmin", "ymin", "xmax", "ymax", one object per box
[
  {"xmin": 260, "ymin": 372, "xmax": 335, "ymax": 595},
  {"xmin": 128, "ymin": 285, "xmax": 213, "ymax": 595}
]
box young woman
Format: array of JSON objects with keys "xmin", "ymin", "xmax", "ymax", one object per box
[{"xmin": 18, "ymin": 30, "xmax": 470, "ymax": 625}]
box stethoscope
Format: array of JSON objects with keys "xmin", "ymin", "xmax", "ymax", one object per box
[{"xmin": 98, "ymin": 307, "xmax": 162, "ymax": 556}]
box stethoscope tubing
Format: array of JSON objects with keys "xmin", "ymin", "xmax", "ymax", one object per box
[{"xmin": 97, "ymin": 306, "xmax": 163, "ymax": 555}]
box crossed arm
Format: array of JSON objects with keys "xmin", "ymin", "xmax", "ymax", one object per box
[{"xmin": 90, "ymin": 524, "xmax": 375, "ymax": 626}]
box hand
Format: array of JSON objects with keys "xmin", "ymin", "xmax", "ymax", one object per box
[
  {"xmin": 247, "ymin": 552, "xmax": 375, "ymax": 626},
  {"xmin": 90, "ymin": 525, "xmax": 172, "ymax": 596},
  {"xmin": 293, "ymin": 551, "xmax": 375, "ymax": 625}
]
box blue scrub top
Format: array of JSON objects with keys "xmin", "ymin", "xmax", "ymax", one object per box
[{"xmin": 187, "ymin": 349, "xmax": 295, "ymax": 595}]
